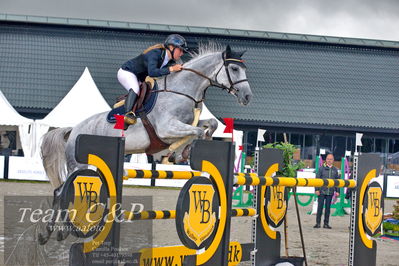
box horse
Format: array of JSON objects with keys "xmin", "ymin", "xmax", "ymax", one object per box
[{"xmin": 38, "ymin": 44, "xmax": 252, "ymax": 244}]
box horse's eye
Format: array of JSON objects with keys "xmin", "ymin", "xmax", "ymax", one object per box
[{"xmin": 231, "ymin": 66, "xmax": 239, "ymax": 71}]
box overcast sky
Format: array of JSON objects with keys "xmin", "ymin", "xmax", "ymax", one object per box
[{"xmin": 2, "ymin": 0, "xmax": 399, "ymax": 42}]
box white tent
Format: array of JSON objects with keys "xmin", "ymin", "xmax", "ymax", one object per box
[
  {"xmin": 36, "ymin": 67, "xmax": 111, "ymax": 128},
  {"xmin": 0, "ymin": 90, "xmax": 34, "ymax": 156},
  {"xmin": 33, "ymin": 67, "xmax": 111, "ymax": 156}
]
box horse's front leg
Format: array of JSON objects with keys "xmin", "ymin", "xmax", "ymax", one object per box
[
  {"xmin": 158, "ymin": 119, "xmax": 204, "ymax": 140},
  {"xmin": 197, "ymin": 118, "xmax": 218, "ymax": 140}
]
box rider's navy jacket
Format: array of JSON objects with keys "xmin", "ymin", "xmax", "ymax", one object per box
[{"xmin": 121, "ymin": 48, "xmax": 175, "ymax": 82}]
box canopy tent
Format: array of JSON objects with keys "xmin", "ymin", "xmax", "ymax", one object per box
[
  {"xmin": 36, "ymin": 67, "xmax": 111, "ymax": 128},
  {"xmin": 33, "ymin": 67, "xmax": 111, "ymax": 156},
  {"xmin": 0, "ymin": 90, "xmax": 34, "ymax": 156}
]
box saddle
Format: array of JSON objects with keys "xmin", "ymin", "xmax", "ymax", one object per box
[
  {"xmin": 107, "ymin": 78, "xmax": 170, "ymax": 154},
  {"xmin": 113, "ymin": 79, "xmax": 154, "ymax": 112}
]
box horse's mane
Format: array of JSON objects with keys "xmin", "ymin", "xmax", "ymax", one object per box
[
  {"xmin": 157, "ymin": 42, "xmax": 223, "ymax": 83},
  {"xmin": 186, "ymin": 42, "xmax": 224, "ymax": 64}
]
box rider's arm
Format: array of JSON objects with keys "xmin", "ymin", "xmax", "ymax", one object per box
[{"xmin": 145, "ymin": 50, "xmax": 171, "ymax": 77}]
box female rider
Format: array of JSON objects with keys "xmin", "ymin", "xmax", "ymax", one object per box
[{"xmin": 117, "ymin": 34, "xmax": 188, "ymax": 125}]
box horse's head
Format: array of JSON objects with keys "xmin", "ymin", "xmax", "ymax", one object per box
[{"xmin": 216, "ymin": 45, "xmax": 252, "ymax": 105}]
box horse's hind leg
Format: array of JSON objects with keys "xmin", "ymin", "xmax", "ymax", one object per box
[{"xmin": 38, "ymin": 186, "xmax": 63, "ymax": 245}]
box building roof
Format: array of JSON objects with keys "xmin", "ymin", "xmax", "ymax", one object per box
[{"xmin": 1, "ymin": 13, "xmax": 399, "ymax": 133}]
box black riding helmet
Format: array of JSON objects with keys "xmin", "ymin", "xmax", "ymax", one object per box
[{"xmin": 164, "ymin": 34, "xmax": 189, "ymax": 52}]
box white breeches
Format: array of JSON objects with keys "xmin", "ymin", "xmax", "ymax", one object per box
[{"xmin": 117, "ymin": 68, "xmax": 140, "ymax": 94}]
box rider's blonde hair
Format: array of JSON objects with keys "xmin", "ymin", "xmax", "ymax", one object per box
[{"xmin": 143, "ymin": 44, "xmax": 165, "ymax": 54}]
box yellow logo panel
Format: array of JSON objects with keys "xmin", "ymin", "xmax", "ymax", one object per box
[
  {"xmin": 176, "ymin": 175, "xmax": 220, "ymax": 251},
  {"xmin": 266, "ymin": 186, "xmax": 288, "ymax": 228},
  {"xmin": 69, "ymin": 175, "xmax": 105, "ymax": 235},
  {"xmin": 363, "ymin": 182, "xmax": 383, "ymax": 236},
  {"xmin": 183, "ymin": 184, "xmax": 217, "ymax": 247}
]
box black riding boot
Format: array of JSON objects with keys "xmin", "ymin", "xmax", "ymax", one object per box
[{"xmin": 124, "ymin": 89, "xmax": 138, "ymax": 127}]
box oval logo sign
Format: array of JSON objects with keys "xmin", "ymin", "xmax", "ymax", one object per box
[
  {"xmin": 265, "ymin": 186, "xmax": 288, "ymax": 228},
  {"xmin": 175, "ymin": 176, "xmax": 219, "ymax": 249},
  {"xmin": 61, "ymin": 169, "xmax": 110, "ymax": 238},
  {"xmin": 362, "ymin": 181, "xmax": 383, "ymax": 236}
]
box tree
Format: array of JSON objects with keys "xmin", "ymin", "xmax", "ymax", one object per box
[{"xmin": 263, "ymin": 142, "xmax": 305, "ymax": 177}]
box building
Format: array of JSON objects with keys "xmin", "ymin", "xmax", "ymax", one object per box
[{"xmin": 1, "ymin": 14, "xmax": 399, "ymax": 169}]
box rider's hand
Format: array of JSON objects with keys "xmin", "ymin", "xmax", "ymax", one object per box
[
  {"xmin": 169, "ymin": 64, "xmax": 183, "ymax": 72},
  {"xmin": 315, "ymin": 191, "xmax": 320, "ymax": 196}
]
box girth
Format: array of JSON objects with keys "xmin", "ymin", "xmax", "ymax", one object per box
[{"xmin": 138, "ymin": 111, "xmax": 169, "ymax": 154}]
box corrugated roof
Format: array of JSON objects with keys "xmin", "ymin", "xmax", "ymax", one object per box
[
  {"xmin": 1, "ymin": 15, "xmax": 399, "ymax": 131},
  {"xmin": 2, "ymin": 13, "xmax": 399, "ymax": 49}
]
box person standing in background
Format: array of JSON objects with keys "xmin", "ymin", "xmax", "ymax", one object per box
[{"xmin": 314, "ymin": 153, "xmax": 340, "ymax": 229}]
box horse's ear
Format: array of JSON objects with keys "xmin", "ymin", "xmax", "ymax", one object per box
[
  {"xmin": 237, "ymin": 50, "xmax": 246, "ymax": 58},
  {"xmin": 225, "ymin": 45, "xmax": 232, "ymax": 58}
]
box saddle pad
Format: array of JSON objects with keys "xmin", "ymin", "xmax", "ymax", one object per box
[{"xmin": 106, "ymin": 82, "xmax": 160, "ymax": 123}]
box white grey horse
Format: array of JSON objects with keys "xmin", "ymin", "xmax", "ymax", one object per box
[{"xmin": 38, "ymin": 44, "xmax": 252, "ymax": 244}]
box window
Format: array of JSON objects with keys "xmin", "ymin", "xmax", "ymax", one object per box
[
  {"xmin": 361, "ymin": 138, "xmax": 374, "ymax": 153},
  {"xmin": 290, "ymin": 133, "xmax": 304, "ymax": 147},
  {"xmin": 303, "ymin": 134, "xmax": 315, "ymax": 160},
  {"xmin": 275, "ymin": 133, "xmax": 285, "ymax": 143},
  {"xmin": 319, "ymin": 135, "xmax": 332, "ymax": 154},
  {"xmin": 263, "ymin": 131, "xmax": 275, "ymax": 144},
  {"xmin": 332, "ymin": 136, "xmax": 346, "ymax": 161},
  {"xmin": 375, "ymin": 139, "xmax": 387, "ymax": 153}
]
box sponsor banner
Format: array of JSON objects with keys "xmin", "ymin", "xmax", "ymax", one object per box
[
  {"xmin": 386, "ymin": 175, "xmax": 399, "ymax": 198},
  {"xmin": 8, "ymin": 156, "xmax": 48, "ymax": 181}
]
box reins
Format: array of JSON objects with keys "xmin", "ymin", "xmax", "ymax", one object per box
[{"xmin": 152, "ymin": 57, "xmax": 248, "ymax": 107}]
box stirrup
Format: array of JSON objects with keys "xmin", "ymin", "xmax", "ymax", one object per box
[{"xmin": 124, "ymin": 111, "xmax": 137, "ymax": 127}]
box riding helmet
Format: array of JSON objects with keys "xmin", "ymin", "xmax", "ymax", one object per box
[{"xmin": 164, "ymin": 34, "xmax": 188, "ymax": 52}]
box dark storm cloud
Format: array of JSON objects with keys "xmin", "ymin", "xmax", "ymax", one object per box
[{"xmin": 1, "ymin": 0, "xmax": 399, "ymax": 41}]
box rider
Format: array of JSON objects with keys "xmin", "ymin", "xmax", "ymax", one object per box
[{"xmin": 117, "ymin": 34, "xmax": 188, "ymax": 125}]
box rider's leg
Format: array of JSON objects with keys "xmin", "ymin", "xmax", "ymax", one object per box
[
  {"xmin": 124, "ymin": 89, "xmax": 138, "ymax": 125},
  {"xmin": 117, "ymin": 68, "xmax": 140, "ymax": 94},
  {"xmin": 117, "ymin": 68, "xmax": 140, "ymax": 126}
]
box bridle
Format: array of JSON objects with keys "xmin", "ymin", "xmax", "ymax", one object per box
[
  {"xmin": 183, "ymin": 56, "xmax": 248, "ymax": 96},
  {"xmin": 158, "ymin": 54, "xmax": 248, "ymax": 106}
]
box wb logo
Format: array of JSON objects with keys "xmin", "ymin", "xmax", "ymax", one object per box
[
  {"xmin": 369, "ymin": 191, "xmax": 380, "ymax": 217},
  {"xmin": 192, "ymin": 191, "xmax": 211, "ymax": 223},
  {"xmin": 183, "ymin": 183, "xmax": 217, "ymax": 247},
  {"xmin": 363, "ymin": 183, "xmax": 383, "ymax": 236},
  {"xmin": 266, "ymin": 185, "xmax": 287, "ymax": 228},
  {"xmin": 70, "ymin": 176, "xmax": 105, "ymax": 235},
  {"xmin": 76, "ymin": 182, "xmax": 99, "ymax": 213},
  {"xmin": 272, "ymin": 186, "xmax": 284, "ymax": 209}
]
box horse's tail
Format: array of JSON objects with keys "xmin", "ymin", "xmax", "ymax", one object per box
[{"xmin": 41, "ymin": 127, "xmax": 72, "ymax": 188}]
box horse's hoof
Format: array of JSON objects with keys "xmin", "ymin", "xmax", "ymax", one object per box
[
  {"xmin": 38, "ymin": 233, "xmax": 49, "ymax": 245},
  {"xmin": 56, "ymin": 230, "xmax": 69, "ymax": 241},
  {"xmin": 182, "ymin": 145, "xmax": 191, "ymax": 160},
  {"xmin": 168, "ymin": 152, "xmax": 176, "ymax": 163}
]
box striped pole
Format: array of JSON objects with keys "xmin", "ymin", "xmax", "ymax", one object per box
[
  {"xmin": 124, "ymin": 208, "xmax": 256, "ymax": 221},
  {"xmin": 232, "ymin": 208, "xmax": 256, "ymax": 217},
  {"xmin": 123, "ymin": 169, "xmax": 201, "ymax": 180},
  {"xmin": 235, "ymin": 173, "xmax": 356, "ymax": 188},
  {"xmin": 124, "ymin": 210, "xmax": 176, "ymax": 221}
]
